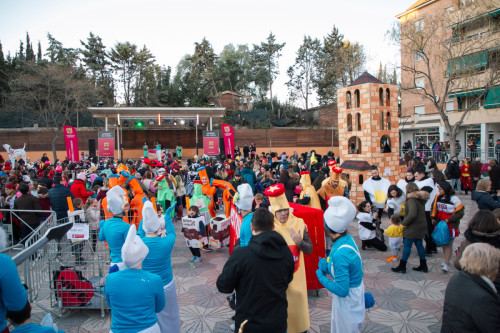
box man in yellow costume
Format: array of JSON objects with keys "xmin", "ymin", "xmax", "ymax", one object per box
[
  {"xmin": 318, "ymin": 166, "xmax": 348, "ymax": 210},
  {"xmin": 294, "ymin": 171, "xmax": 321, "ymax": 210},
  {"xmin": 265, "ymin": 183, "xmax": 312, "ymax": 333}
]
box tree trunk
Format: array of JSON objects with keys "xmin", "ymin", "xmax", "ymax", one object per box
[{"xmin": 51, "ymin": 130, "xmax": 59, "ymax": 162}]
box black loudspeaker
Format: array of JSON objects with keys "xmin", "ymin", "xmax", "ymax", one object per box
[
  {"xmin": 88, "ymin": 139, "xmax": 96, "ymax": 158},
  {"xmin": 219, "ymin": 138, "xmax": 225, "ymax": 156}
]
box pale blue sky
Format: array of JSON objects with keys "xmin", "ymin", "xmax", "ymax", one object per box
[{"xmin": 0, "ymin": 0, "xmax": 416, "ymax": 105}]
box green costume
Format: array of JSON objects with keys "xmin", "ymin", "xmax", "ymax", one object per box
[
  {"xmin": 189, "ymin": 183, "xmax": 210, "ymax": 214},
  {"xmin": 176, "ymin": 145, "xmax": 182, "ymax": 159},
  {"xmin": 157, "ymin": 176, "xmax": 176, "ymax": 217}
]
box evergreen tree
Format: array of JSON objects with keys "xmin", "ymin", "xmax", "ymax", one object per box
[
  {"xmin": 187, "ymin": 38, "xmax": 219, "ymax": 105},
  {"xmin": 18, "ymin": 40, "xmax": 24, "ymax": 60},
  {"xmin": 286, "ymin": 35, "xmax": 320, "ymax": 114},
  {"xmin": 251, "ymin": 32, "xmax": 285, "ymax": 113},
  {"xmin": 382, "ymin": 64, "xmax": 387, "ymax": 83},
  {"xmin": 133, "ymin": 45, "xmax": 159, "ymax": 106},
  {"xmin": 45, "ymin": 33, "xmax": 77, "ymax": 66},
  {"xmin": 377, "ymin": 62, "xmax": 383, "ymax": 80},
  {"xmin": 215, "ymin": 44, "xmax": 252, "ymax": 95},
  {"xmin": 110, "ymin": 41, "xmax": 138, "ymax": 106},
  {"xmin": 25, "ymin": 33, "xmax": 35, "ymax": 62},
  {"xmin": 390, "ymin": 68, "xmax": 398, "ymax": 85},
  {"xmin": 37, "ymin": 41, "xmax": 43, "ymax": 62},
  {"xmin": 315, "ymin": 26, "xmax": 344, "ymax": 105}
]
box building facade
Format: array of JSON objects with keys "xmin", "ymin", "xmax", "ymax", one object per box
[{"xmin": 397, "ymin": 0, "xmax": 500, "ymax": 161}]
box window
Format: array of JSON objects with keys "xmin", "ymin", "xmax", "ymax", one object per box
[
  {"xmin": 379, "ymin": 88, "xmax": 384, "ymax": 106},
  {"xmin": 445, "ymin": 6, "xmax": 454, "ymax": 13},
  {"xmin": 346, "ymin": 91, "xmax": 352, "ymax": 109},
  {"xmin": 415, "ymin": 105, "xmax": 425, "ymax": 115},
  {"xmin": 347, "ymin": 114, "xmax": 353, "ymax": 131},
  {"xmin": 381, "ymin": 135, "xmax": 391, "ymax": 153},
  {"xmin": 415, "ymin": 77, "xmax": 425, "ymax": 89},
  {"xmin": 415, "ymin": 19, "xmax": 424, "ymax": 32},
  {"xmin": 380, "ymin": 111, "xmax": 385, "ymax": 130},
  {"xmin": 445, "ymin": 101, "xmax": 454, "ymax": 112},
  {"xmin": 356, "ymin": 113, "xmax": 361, "ymax": 131},
  {"xmin": 386, "ymin": 88, "xmax": 391, "ymax": 106},
  {"xmin": 354, "ymin": 89, "xmax": 360, "ymax": 108},
  {"xmin": 348, "ymin": 136, "xmax": 362, "ymax": 154},
  {"xmin": 457, "ymin": 95, "xmax": 484, "ymax": 110},
  {"xmin": 414, "ymin": 52, "xmax": 424, "ymax": 62},
  {"xmin": 359, "ymin": 174, "xmax": 364, "ymax": 185},
  {"xmin": 386, "ymin": 112, "xmax": 391, "ymax": 130}
]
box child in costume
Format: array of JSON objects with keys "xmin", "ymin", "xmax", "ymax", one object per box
[
  {"xmin": 357, "ymin": 201, "xmax": 387, "ymax": 252},
  {"xmin": 384, "ymin": 215, "xmax": 403, "ymax": 262},
  {"xmin": 182, "ymin": 205, "xmax": 205, "ymax": 263}
]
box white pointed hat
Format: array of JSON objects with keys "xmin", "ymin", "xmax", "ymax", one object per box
[
  {"xmin": 107, "ymin": 185, "xmax": 126, "ymax": 214},
  {"xmin": 235, "ymin": 184, "xmax": 254, "ymax": 211},
  {"xmin": 142, "ymin": 201, "xmax": 160, "ymax": 233},
  {"xmin": 324, "ymin": 196, "xmax": 356, "ymax": 233},
  {"xmin": 121, "ymin": 224, "xmax": 149, "ymax": 269}
]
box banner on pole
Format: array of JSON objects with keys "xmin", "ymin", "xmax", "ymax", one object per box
[
  {"xmin": 221, "ymin": 124, "xmax": 235, "ymax": 159},
  {"xmin": 63, "ymin": 125, "xmax": 79, "ymax": 162},
  {"xmin": 229, "ymin": 203, "xmax": 242, "ymax": 255},
  {"xmin": 203, "ymin": 130, "xmax": 219, "ymax": 156},
  {"xmin": 98, "ymin": 131, "xmax": 115, "ymax": 157}
]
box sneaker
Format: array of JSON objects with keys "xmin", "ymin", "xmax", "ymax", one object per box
[
  {"xmin": 193, "ymin": 257, "xmax": 202, "ymax": 263},
  {"xmin": 386, "ymin": 256, "xmax": 397, "ymax": 262},
  {"xmin": 201, "ymin": 247, "xmax": 213, "ymax": 252},
  {"xmin": 442, "ymin": 264, "xmax": 449, "ymax": 272},
  {"xmin": 189, "ymin": 256, "xmax": 196, "ymax": 262}
]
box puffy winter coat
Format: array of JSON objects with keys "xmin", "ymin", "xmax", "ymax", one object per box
[
  {"xmin": 401, "ymin": 190, "xmax": 429, "ymax": 239},
  {"xmin": 70, "ymin": 179, "xmax": 94, "ymax": 204},
  {"xmin": 472, "ymin": 191, "xmax": 500, "ymax": 211},
  {"xmin": 49, "ymin": 184, "xmax": 74, "ymax": 220}
]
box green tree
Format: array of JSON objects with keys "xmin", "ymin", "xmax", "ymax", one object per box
[
  {"xmin": 134, "ymin": 45, "xmax": 159, "ymax": 106},
  {"xmin": 315, "ymin": 26, "xmax": 344, "ymax": 105},
  {"xmin": 110, "ymin": 41, "xmax": 138, "ymax": 106},
  {"xmin": 25, "ymin": 33, "xmax": 35, "ymax": 62},
  {"xmin": 251, "ymin": 32, "xmax": 285, "ymax": 114},
  {"xmin": 45, "ymin": 33, "xmax": 78, "ymax": 66},
  {"xmin": 10, "ymin": 62, "xmax": 94, "ymax": 160},
  {"xmin": 286, "ymin": 36, "xmax": 320, "ymax": 115},
  {"xmin": 339, "ymin": 40, "xmax": 366, "ymax": 86},
  {"xmin": 37, "ymin": 41, "xmax": 42, "ymax": 63},
  {"xmin": 187, "ymin": 38, "xmax": 219, "ymax": 105},
  {"xmin": 215, "ymin": 44, "xmax": 252, "ymax": 94},
  {"xmin": 80, "ymin": 32, "xmax": 114, "ymax": 105}
]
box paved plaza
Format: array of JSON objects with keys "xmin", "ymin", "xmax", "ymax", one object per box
[{"xmin": 28, "ymin": 194, "xmax": 478, "ymax": 333}]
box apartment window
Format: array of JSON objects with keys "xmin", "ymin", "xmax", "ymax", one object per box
[
  {"xmin": 415, "ymin": 19, "xmax": 424, "ymax": 32},
  {"xmin": 445, "ymin": 101, "xmax": 455, "ymax": 112},
  {"xmin": 445, "ymin": 6, "xmax": 454, "ymax": 13},
  {"xmin": 460, "ymin": 0, "xmax": 476, "ymax": 8},
  {"xmin": 415, "ymin": 77, "xmax": 425, "ymax": 89},
  {"xmin": 458, "ymin": 95, "xmax": 484, "ymax": 110},
  {"xmin": 415, "ymin": 105, "xmax": 425, "ymax": 115},
  {"xmin": 414, "ymin": 51, "xmax": 424, "ymax": 62}
]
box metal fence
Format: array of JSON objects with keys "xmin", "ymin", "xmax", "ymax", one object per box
[{"xmin": 400, "ymin": 148, "xmax": 500, "ymax": 163}]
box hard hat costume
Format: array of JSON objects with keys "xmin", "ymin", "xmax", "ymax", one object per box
[
  {"xmin": 265, "ymin": 183, "xmax": 310, "ymax": 333},
  {"xmin": 298, "ymin": 171, "xmax": 321, "ymax": 210}
]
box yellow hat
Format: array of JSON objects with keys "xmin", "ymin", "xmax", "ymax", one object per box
[
  {"xmin": 265, "ymin": 184, "xmax": 290, "ymax": 215},
  {"xmin": 299, "ymin": 171, "xmax": 311, "ymax": 188}
]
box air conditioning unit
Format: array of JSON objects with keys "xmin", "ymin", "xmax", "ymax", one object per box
[{"xmin": 33, "ymin": 123, "xmax": 38, "ymax": 128}]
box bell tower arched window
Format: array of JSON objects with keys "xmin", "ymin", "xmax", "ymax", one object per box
[
  {"xmin": 354, "ymin": 89, "xmax": 360, "ymax": 108},
  {"xmin": 380, "ymin": 111, "xmax": 384, "ymax": 130},
  {"xmin": 347, "ymin": 114, "xmax": 353, "ymax": 131},
  {"xmin": 381, "ymin": 135, "xmax": 391, "ymax": 153},
  {"xmin": 379, "ymin": 88, "xmax": 384, "ymax": 106},
  {"xmin": 356, "ymin": 113, "xmax": 361, "ymax": 131},
  {"xmin": 386, "ymin": 112, "xmax": 391, "ymax": 130},
  {"xmin": 386, "ymin": 88, "xmax": 390, "ymax": 107},
  {"xmin": 346, "ymin": 91, "xmax": 352, "ymax": 109},
  {"xmin": 348, "ymin": 136, "xmax": 362, "ymax": 154}
]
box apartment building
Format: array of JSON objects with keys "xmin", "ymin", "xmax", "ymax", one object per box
[{"xmin": 396, "ymin": 0, "xmax": 499, "ymax": 160}]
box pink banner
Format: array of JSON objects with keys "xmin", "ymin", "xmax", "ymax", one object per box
[
  {"xmin": 63, "ymin": 125, "xmax": 79, "ymax": 162},
  {"xmin": 98, "ymin": 131, "xmax": 115, "ymax": 157},
  {"xmin": 203, "ymin": 130, "xmax": 220, "ymax": 156},
  {"xmin": 221, "ymin": 124, "xmax": 234, "ymax": 159}
]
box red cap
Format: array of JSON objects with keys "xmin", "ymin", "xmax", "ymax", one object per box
[
  {"xmin": 264, "ymin": 183, "xmax": 285, "ymax": 197},
  {"xmin": 5, "ymin": 184, "xmax": 15, "ymax": 189},
  {"xmin": 193, "ymin": 180, "xmax": 202, "ymax": 184},
  {"xmin": 299, "ymin": 171, "xmax": 311, "ymax": 176},
  {"xmin": 155, "ymin": 175, "xmax": 165, "ymax": 182}
]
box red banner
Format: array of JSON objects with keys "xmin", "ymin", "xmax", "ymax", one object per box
[
  {"xmin": 98, "ymin": 131, "xmax": 115, "ymax": 157},
  {"xmin": 221, "ymin": 124, "xmax": 234, "ymax": 159},
  {"xmin": 203, "ymin": 130, "xmax": 219, "ymax": 156},
  {"xmin": 63, "ymin": 125, "xmax": 79, "ymax": 162},
  {"xmin": 229, "ymin": 203, "xmax": 242, "ymax": 255},
  {"xmin": 290, "ymin": 203, "xmax": 325, "ymax": 290}
]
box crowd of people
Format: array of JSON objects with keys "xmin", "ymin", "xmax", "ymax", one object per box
[{"xmin": 1, "ymin": 145, "xmax": 500, "ymax": 332}]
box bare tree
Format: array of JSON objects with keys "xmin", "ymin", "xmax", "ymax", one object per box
[
  {"xmin": 10, "ymin": 63, "xmax": 93, "ymax": 161},
  {"xmin": 393, "ymin": 0, "xmax": 499, "ymax": 157}
]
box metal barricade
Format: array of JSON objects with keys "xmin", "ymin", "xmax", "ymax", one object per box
[{"xmin": 47, "ymin": 216, "xmax": 111, "ymax": 317}]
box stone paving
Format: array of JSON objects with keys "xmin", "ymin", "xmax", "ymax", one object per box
[{"xmin": 28, "ymin": 194, "xmax": 478, "ymax": 333}]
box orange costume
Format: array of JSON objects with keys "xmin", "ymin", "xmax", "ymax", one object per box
[
  {"xmin": 197, "ymin": 167, "xmax": 236, "ymax": 218},
  {"xmin": 318, "ymin": 166, "xmax": 345, "ymax": 203},
  {"xmin": 101, "ymin": 170, "xmax": 130, "ymax": 223}
]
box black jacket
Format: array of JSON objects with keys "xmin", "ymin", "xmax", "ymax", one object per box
[
  {"xmin": 446, "ymin": 160, "xmax": 461, "ymax": 179},
  {"xmin": 442, "ymin": 271, "xmax": 500, "ymax": 333},
  {"xmin": 13, "ymin": 194, "xmax": 43, "ymax": 225},
  {"xmin": 37, "ymin": 176, "xmax": 53, "ymax": 189},
  {"xmin": 216, "ymin": 231, "xmax": 294, "ymax": 333},
  {"xmin": 471, "ymin": 191, "xmax": 500, "ymax": 211},
  {"xmin": 49, "ymin": 184, "xmax": 74, "ymax": 220}
]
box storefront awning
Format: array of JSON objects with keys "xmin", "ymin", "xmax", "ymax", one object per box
[
  {"xmin": 489, "ymin": 9, "xmax": 500, "ymax": 17},
  {"xmin": 484, "ymin": 86, "xmax": 500, "ymax": 109},
  {"xmin": 448, "ymin": 89, "xmax": 484, "ymax": 99}
]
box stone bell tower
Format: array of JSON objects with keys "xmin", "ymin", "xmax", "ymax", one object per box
[{"xmin": 337, "ymin": 72, "xmax": 405, "ymax": 204}]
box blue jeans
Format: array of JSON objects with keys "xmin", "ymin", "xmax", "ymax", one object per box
[{"xmin": 402, "ymin": 238, "xmax": 426, "ymax": 261}]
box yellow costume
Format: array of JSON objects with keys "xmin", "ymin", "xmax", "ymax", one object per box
[
  {"xmin": 299, "ymin": 171, "xmax": 321, "ymax": 210},
  {"xmin": 265, "ymin": 184, "xmax": 310, "ymax": 333}
]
